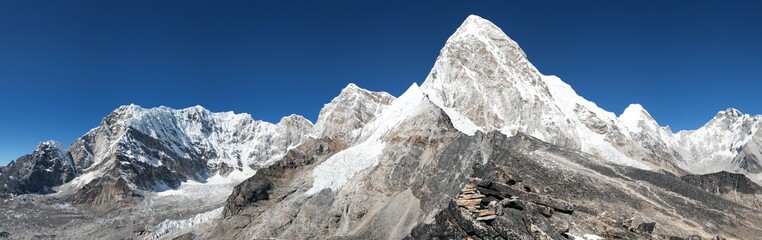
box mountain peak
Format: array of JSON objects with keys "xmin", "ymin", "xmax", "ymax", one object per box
[
  {"xmin": 37, "ymin": 140, "xmax": 64, "ymax": 150},
  {"xmin": 707, "ymin": 108, "xmax": 754, "ymax": 126},
  {"xmin": 278, "ymin": 114, "xmax": 313, "ymax": 127},
  {"xmin": 619, "ymin": 103, "xmax": 659, "ymax": 134},
  {"xmin": 32, "ymin": 140, "xmax": 73, "ymax": 169},
  {"xmin": 113, "ymin": 104, "xmax": 143, "ymax": 114},
  {"xmin": 342, "ymin": 83, "xmax": 361, "ymax": 92},
  {"xmin": 459, "ymin": 14, "xmax": 491, "ymax": 29},
  {"xmin": 719, "ymin": 107, "xmax": 744, "ymax": 118},
  {"xmin": 449, "ymin": 14, "xmax": 510, "ymax": 43},
  {"xmin": 620, "ymin": 104, "xmax": 653, "ymax": 120},
  {"xmin": 312, "ymin": 83, "xmax": 395, "ymax": 144}
]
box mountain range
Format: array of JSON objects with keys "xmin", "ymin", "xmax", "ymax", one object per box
[{"xmin": 1, "ymin": 15, "xmax": 760, "ymax": 240}]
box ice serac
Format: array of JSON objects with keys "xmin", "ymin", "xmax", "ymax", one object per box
[
  {"xmin": 60, "ymin": 104, "xmax": 312, "ymax": 204},
  {"xmin": 420, "ymin": 15, "xmax": 650, "ymax": 169},
  {"xmin": 311, "ymin": 83, "xmax": 395, "ymax": 145},
  {"xmin": 0, "ymin": 141, "xmax": 77, "ymax": 195}
]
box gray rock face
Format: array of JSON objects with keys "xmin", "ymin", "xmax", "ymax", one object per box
[
  {"xmin": 0, "ymin": 141, "xmax": 76, "ymax": 195},
  {"xmin": 69, "ymin": 174, "xmax": 142, "ymax": 207},
  {"xmin": 312, "ymin": 83, "xmax": 395, "ymax": 145}
]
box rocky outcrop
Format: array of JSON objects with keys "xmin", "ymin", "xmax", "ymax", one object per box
[
  {"xmin": 411, "ymin": 180, "xmax": 575, "ymax": 239},
  {"xmin": 681, "ymin": 171, "xmax": 762, "ymax": 195},
  {"xmin": 69, "ymin": 174, "xmax": 142, "ymax": 208},
  {"xmin": 223, "ymin": 174, "xmax": 272, "ymax": 217},
  {"xmin": 0, "ymin": 141, "xmax": 77, "ymax": 196}
]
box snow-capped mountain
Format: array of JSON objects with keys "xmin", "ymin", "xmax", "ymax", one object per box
[
  {"xmin": 418, "ymin": 15, "xmax": 762, "ymax": 181},
  {"xmin": 13, "ymin": 104, "xmax": 312, "ymax": 203},
  {"xmin": 675, "ymin": 109, "xmax": 762, "ymax": 177},
  {"xmin": 2, "ymin": 14, "xmax": 761, "ymax": 240},
  {"xmin": 617, "ymin": 104, "xmax": 762, "ymax": 180},
  {"xmin": 420, "ymin": 15, "xmax": 663, "ymax": 170},
  {"xmin": 204, "ymin": 15, "xmax": 762, "ymax": 239}
]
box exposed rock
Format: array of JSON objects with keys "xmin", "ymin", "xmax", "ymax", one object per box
[
  {"xmin": 603, "ymin": 230, "xmax": 637, "ymax": 239},
  {"xmin": 681, "ymin": 171, "xmax": 762, "ymax": 194},
  {"xmin": 223, "ymin": 174, "xmax": 272, "ymax": 218},
  {"xmin": 636, "ymin": 222, "xmax": 656, "ymax": 234},
  {"xmin": 69, "ymin": 174, "xmax": 142, "ymax": 208},
  {"xmin": 172, "ymin": 232, "xmax": 198, "ymax": 240}
]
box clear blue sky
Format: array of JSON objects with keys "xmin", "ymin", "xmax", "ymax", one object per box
[{"xmin": 1, "ymin": 1, "xmax": 760, "ymax": 164}]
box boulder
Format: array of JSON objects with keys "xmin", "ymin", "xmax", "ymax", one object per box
[
  {"xmin": 223, "ymin": 174, "xmax": 272, "ymax": 217},
  {"xmin": 636, "ymin": 222, "xmax": 656, "ymax": 234}
]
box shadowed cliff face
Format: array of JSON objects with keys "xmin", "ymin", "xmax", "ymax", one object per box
[{"xmin": 681, "ymin": 171, "xmax": 762, "ymax": 195}]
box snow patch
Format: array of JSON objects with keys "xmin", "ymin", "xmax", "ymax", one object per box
[
  {"xmin": 149, "ymin": 207, "xmax": 223, "ymax": 239},
  {"xmin": 436, "ymin": 104, "xmax": 482, "ymax": 136},
  {"xmin": 202, "ymin": 167, "xmax": 257, "ymax": 185},
  {"xmin": 568, "ymin": 233, "xmax": 604, "ymax": 240}
]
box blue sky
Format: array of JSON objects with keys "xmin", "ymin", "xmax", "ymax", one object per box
[{"xmin": 1, "ymin": 1, "xmax": 760, "ymax": 164}]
